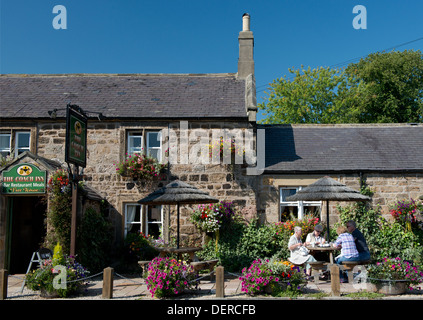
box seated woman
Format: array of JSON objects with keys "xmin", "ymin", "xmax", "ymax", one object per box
[
  {"xmin": 305, "ymin": 224, "xmax": 325, "ymax": 245},
  {"xmin": 306, "ymin": 224, "xmax": 328, "ymax": 261},
  {"xmin": 333, "ymin": 225, "xmax": 360, "ymax": 282},
  {"xmin": 288, "ymin": 226, "xmax": 316, "ymax": 279}
]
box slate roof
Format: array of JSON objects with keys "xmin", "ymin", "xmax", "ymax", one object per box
[
  {"xmin": 0, "ymin": 74, "xmax": 247, "ymax": 119},
  {"xmin": 263, "ymin": 124, "xmax": 423, "ymax": 173}
]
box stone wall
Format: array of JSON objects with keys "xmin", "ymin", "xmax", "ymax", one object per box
[{"xmin": 36, "ymin": 120, "xmax": 258, "ymax": 248}]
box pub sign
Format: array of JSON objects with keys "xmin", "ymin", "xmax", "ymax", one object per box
[
  {"xmin": 65, "ymin": 104, "xmax": 87, "ymax": 168},
  {"xmin": 1, "ymin": 163, "xmax": 47, "ymax": 194}
]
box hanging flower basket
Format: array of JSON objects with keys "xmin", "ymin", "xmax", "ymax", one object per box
[{"xmin": 114, "ymin": 153, "xmax": 167, "ymax": 185}]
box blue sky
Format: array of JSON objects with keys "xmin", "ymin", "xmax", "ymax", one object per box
[{"xmin": 1, "ymin": 0, "xmax": 423, "ymax": 121}]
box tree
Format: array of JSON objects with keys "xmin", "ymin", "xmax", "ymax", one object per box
[
  {"xmin": 259, "ymin": 50, "xmax": 423, "ymax": 124},
  {"xmin": 345, "ymin": 50, "xmax": 423, "ymax": 123}
]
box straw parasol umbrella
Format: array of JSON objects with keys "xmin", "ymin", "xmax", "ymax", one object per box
[
  {"xmin": 138, "ymin": 180, "xmax": 219, "ymax": 248},
  {"xmin": 285, "ymin": 176, "xmax": 371, "ymax": 241}
]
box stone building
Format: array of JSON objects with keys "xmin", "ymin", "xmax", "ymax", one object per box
[{"xmin": 1, "ymin": 14, "xmax": 423, "ymax": 273}]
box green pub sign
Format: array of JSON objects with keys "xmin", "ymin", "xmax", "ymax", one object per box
[
  {"xmin": 1, "ymin": 163, "xmax": 47, "ymax": 194},
  {"xmin": 65, "ymin": 104, "xmax": 87, "ymax": 168}
]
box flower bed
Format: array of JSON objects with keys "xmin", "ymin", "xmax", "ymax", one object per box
[{"xmin": 144, "ymin": 257, "xmax": 198, "ymax": 298}]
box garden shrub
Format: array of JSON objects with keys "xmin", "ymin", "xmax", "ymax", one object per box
[
  {"xmin": 77, "ymin": 206, "xmax": 113, "ymax": 272},
  {"xmin": 44, "ymin": 169, "xmax": 72, "ymax": 253},
  {"xmin": 337, "ymin": 200, "xmax": 423, "ymax": 263}
]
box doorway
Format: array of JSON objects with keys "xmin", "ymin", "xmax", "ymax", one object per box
[{"xmin": 7, "ymin": 196, "xmax": 47, "ymax": 274}]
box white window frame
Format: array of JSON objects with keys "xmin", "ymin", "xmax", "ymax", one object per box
[
  {"xmin": 145, "ymin": 205, "xmax": 163, "ymax": 238},
  {"xmin": 0, "ymin": 133, "xmax": 11, "ymax": 158},
  {"xmin": 124, "ymin": 203, "xmax": 142, "ymax": 237},
  {"xmin": 146, "ymin": 131, "xmax": 162, "ymax": 162},
  {"xmin": 279, "ymin": 187, "xmax": 321, "ymax": 220},
  {"xmin": 15, "ymin": 131, "xmax": 31, "ymax": 157},
  {"xmin": 127, "ymin": 132, "xmax": 143, "ymax": 155},
  {"xmin": 124, "ymin": 203, "xmax": 163, "ymax": 238}
]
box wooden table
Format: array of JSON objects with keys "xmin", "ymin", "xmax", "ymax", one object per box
[
  {"xmin": 306, "ymin": 245, "xmax": 338, "ymax": 264},
  {"xmin": 154, "ymin": 247, "xmax": 202, "ymax": 262}
]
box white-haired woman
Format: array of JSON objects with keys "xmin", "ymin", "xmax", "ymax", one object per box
[{"xmin": 288, "ymin": 226, "xmax": 316, "ymax": 278}]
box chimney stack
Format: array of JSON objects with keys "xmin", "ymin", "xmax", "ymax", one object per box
[{"xmin": 238, "ymin": 13, "xmax": 254, "ymax": 79}]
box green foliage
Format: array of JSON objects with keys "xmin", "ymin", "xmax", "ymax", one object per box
[
  {"xmin": 77, "ymin": 206, "xmax": 113, "ymax": 272},
  {"xmin": 124, "ymin": 232, "xmax": 159, "ymax": 262},
  {"xmin": 259, "ymin": 65, "xmax": 363, "ymax": 124},
  {"xmin": 45, "ymin": 169, "xmax": 72, "ymax": 253},
  {"xmin": 52, "ymin": 242, "xmax": 65, "ymax": 266},
  {"xmin": 259, "ymin": 50, "xmax": 423, "ymax": 124},
  {"xmin": 337, "ymin": 201, "xmax": 423, "ymax": 263},
  {"xmin": 345, "ymin": 50, "xmax": 423, "ymax": 123}
]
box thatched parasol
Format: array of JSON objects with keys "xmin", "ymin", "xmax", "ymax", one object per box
[
  {"xmin": 138, "ymin": 180, "xmax": 219, "ymax": 248},
  {"xmin": 286, "ymin": 176, "xmax": 371, "ymax": 241}
]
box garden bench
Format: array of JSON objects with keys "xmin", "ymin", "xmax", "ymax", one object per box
[
  {"xmin": 190, "ymin": 259, "xmax": 219, "ymax": 280},
  {"xmin": 341, "ymin": 260, "xmax": 370, "ymax": 282},
  {"xmin": 308, "ymin": 261, "xmax": 328, "ymax": 284}
]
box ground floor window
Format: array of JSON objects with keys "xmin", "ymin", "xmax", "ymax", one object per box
[
  {"xmin": 124, "ymin": 204, "xmax": 163, "ymax": 238},
  {"xmin": 279, "ymin": 187, "xmax": 321, "ymax": 221}
]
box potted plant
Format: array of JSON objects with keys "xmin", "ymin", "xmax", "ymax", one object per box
[
  {"xmin": 144, "ymin": 257, "xmax": 197, "ymax": 298},
  {"xmin": 367, "ymin": 257, "xmax": 423, "ymax": 295},
  {"xmin": 266, "ymin": 258, "xmax": 307, "ymax": 294},
  {"xmin": 239, "ymin": 259, "xmax": 276, "ymax": 295},
  {"xmin": 25, "ymin": 243, "xmax": 90, "ymax": 298}
]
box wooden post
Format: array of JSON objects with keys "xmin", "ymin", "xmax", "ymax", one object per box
[
  {"xmin": 70, "ymin": 178, "xmax": 78, "ymax": 257},
  {"xmin": 215, "ymin": 266, "xmax": 224, "ymax": 298},
  {"xmin": 0, "ymin": 269, "xmax": 8, "ymax": 300},
  {"xmin": 330, "ymin": 264, "xmax": 340, "ymax": 296},
  {"xmin": 102, "ymin": 267, "xmax": 114, "ymax": 299}
]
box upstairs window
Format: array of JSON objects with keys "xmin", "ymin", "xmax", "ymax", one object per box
[
  {"xmin": 0, "ymin": 133, "xmax": 11, "ymax": 158},
  {"xmin": 127, "ymin": 132, "xmax": 143, "ymax": 155},
  {"xmin": 15, "ymin": 131, "xmax": 31, "ymax": 156},
  {"xmin": 127, "ymin": 130, "xmax": 162, "ymax": 162},
  {"xmin": 0, "ymin": 131, "xmax": 31, "ymax": 159}
]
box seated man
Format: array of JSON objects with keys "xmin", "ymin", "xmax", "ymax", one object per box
[{"xmin": 346, "ymin": 220, "xmax": 370, "ymax": 262}]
